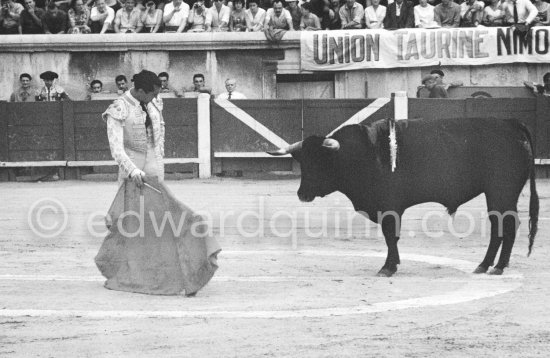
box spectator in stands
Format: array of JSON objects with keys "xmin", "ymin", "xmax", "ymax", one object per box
[
  {"xmin": 459, "ymin": 0, "xmax": 484, "ymax": 27},
  {"xmin": 67, "ymin": 0, "xmax": 90, "ymax": 33},
  {"xmin": 524, "ymin": 72, "xmax": 550, "ymax": 96},
  {"xmin": 42, "ymin": 1, "xmax": 68, "ymax": 33},
  {"xmin": 86, "ymin": 79, "xmax": 103, "ymax": 100},
  {"xmin": 210, "ymin": 0, "xmax": 230, "ymax": 31},
  {"xmin": 430, "ymin": 69, "xmax": 463, "ymax": 90},
  {"xmin": 414, "ymin": 0, "xmax": 437, "ymax": 28},
  {"xmin": 182, "ymin": 73, "xmax": 213, "ymax": 97},
  {"xmin": 90, "ymin": 0, "xmax": 115, "ymax": 33},
  {"xmin": 157, "ymin": 71, "xmax": 181, "ymax": 96},
  {"xmin": 422, "ymin": 74, "xmax": 448, "ymax": 98},
  {"xmin": 327, "ymin": 0, "xmax": 342, "ymax": 29},
  {"xmin": 187, "ymin": 0, "xmax": 211, "ymax": 32},
  {"xmin": 434, "ymin": 0, "xmax": 460, "ymax": 28},
  {"xmin": 19, "ymin": 0, "xmax": 45, "ymax": 34},
  {"xmin": 36, "ymin": 71, "xmax": 70, "ymax": 101},
  {"xmin": 245, "ymin": 0, "xmax": 265, "ymax": 31},
  {"xmin": 300, "ymin": 2, "xmax": 321, "ymax": 30},
  {"xmin": 114, "ymin": 0, "xmax": 143, "ymax": 32},
  {"xmin": 365, "ymin": 0, "xmax": 386, "ymax": 28},
  {"xmin": 286, "ymin": 0, "xmax": 301, "ymax": 30},
  {"xmin": 264, "ymin": 0, "xmax": 294, "ymax": 30},
  {"xmin": 259, "ymin": 0, "xmax": 272, "ymax": 11},
  {"xmin": 482, "ymin": 0, "xmax": 505, "ymax": 26},
  {"xmin": 115, "ymin": 74, "xmax": 129, "ymax": 94},
  {"xmin": 502, "ymin": 0, "xmax": 537, "ymax": 26},
  {"xmin": 532, "ymin": 0, "xmax": 550, "ymax": 26},
  {"xmin": 10, "ymin": 73, "xmax": 37, "ymax": 102},
  {"xmin": 339, "ymin": 0, "xmax": 364, "ymax": 29},
  {"xmin": 1, "ymin": 0, "xmax": 24, "ymax": 34},
  {"xmin": 217, "ymin": 78, "xmax": 247, "ymax": 99},
  {"xmin": 384, "ymin": 0, "xmax": 414, "ymax": 29},
  {"xmin": 229, "ymin": 0, "xmax": 246, "ymax": 31},
  {"xmin": 163, "ymin": 0, "xmax": 189, "ymax": 32},
  {"xmin": 141, "ymin": 0, "xmax": 162, "ymax": 32}
]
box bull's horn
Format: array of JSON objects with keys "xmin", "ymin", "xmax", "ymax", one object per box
[
  {"xmin": 322, "ymin": 138, "xmax": 340, "ymax": 151},
  {"xmin": 267, "ymin": 141, "xmax": 303, "ymax": 156}
]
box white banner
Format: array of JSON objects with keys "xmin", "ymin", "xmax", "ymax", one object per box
[{"xmin": 301, "ymin": 27, "xmax": 550, "ymax": 71}]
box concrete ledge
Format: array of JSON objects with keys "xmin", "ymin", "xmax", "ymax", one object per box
[
  {"xmin": 214, "ymin": 152, "xmax": 291, "ymax": 158},
  {"xmin": 0, "ymin": 32, "xmax": 301, "ymax": 52}
]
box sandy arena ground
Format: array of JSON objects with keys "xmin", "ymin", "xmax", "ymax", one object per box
[{"xmin": 0, "ymin": 177, "xmax": 549, "ymax": 357}]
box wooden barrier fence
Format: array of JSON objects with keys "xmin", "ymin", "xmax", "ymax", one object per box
[{"xmin": 1, "ymin": 95, "xmax": 549, "ymax": 181}]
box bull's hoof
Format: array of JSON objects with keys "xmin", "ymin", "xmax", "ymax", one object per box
[
  {"xmin": 473, "ymin": 265, "xmax": 489, "ymax": 274},
  {"xmin": 376, "ymin": 268, "xmax": 396, "ymax": 277},
  {"xmin": 488, "ymin": 268, "xmax": 504, "ymax": 275}
]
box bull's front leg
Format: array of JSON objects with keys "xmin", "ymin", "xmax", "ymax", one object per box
[{"xmin": 377, "ymin": 211, "xmax": 402, "ymax": 277}]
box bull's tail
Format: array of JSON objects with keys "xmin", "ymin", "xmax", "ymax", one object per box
[{"xmin": 518, "ymin": 122, "xmax": 539, "ymax": 256}]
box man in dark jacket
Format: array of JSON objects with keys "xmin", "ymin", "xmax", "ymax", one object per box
[{"xmin": 383, "ymin": 0, "xmax": 414, "ymax": 29}]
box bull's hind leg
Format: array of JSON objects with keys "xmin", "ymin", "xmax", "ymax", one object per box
[
  {"xmin": 490, "ymin": 207, "xmax": 519, "ymax": 275},
  {"xmin": 377, "ymin": 212, "xmax": 402, "ymax": 277},
  {"xmin": 474, "ymin": 215, "xmax": 503, "ymax": 274}
]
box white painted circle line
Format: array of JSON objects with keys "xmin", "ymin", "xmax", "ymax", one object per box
[{"xmin": 0, "ymin": 250, "xmax": 523, "ymax": 319}]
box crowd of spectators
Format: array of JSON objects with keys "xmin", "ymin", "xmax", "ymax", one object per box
[
  {"xmin": 9, "ymin": 70, "xmax": 248, "ymax": 101},
  {"xmin": 1, "ymin": 0, "xmax": 549, "ymax": 34}
]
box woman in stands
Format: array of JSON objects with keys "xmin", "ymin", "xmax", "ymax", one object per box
[
  {"xmin": 141, "ymin": 0, "xmax": 162, "ymax": 32},
  {"xmin": 67, "ymin": 0, "xmax": 91, "ymax": 33},
  {"xmin": 187, "ymin": 0, "xmax": 211, "ymax": 32},
  {"xmin": 482, "ymin": 0, "xmax": 505, "ymax": 26},
  {"xmin": 229, "ymin": 0, "xmax": 247, "ymax": 31}
]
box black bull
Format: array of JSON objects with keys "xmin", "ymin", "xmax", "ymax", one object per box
[{"xmin": 268, "ymin": 117, "xmax": 539, "ymax": 277}]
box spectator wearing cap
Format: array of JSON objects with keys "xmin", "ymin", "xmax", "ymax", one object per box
[
  {"xmin": 114, "ymin": 0, "xmax": 143, "ymax": 33},
  {"xmin": 339, "ymin": 0, "xmax": 364, "ymax": 29},
  {"xmin": 217, "ymin": 78, "xmax": 247, "ymax": 100},
  {"xmin": 115, "ymin": 74, "xmax": 129, "ymax": 94},
  {"xmin": 365, "ymin": 0, "xmax": 386, "ymax": 29},
  {"xmin": 67, "ymin": 0, "xmax": 91, "ymax": 33},
  {"xmin": 434, "ymin": 0, "xmax": 460, "ymax": 28},
  {"xmin": 163, "ymin": 0, "xmax": 189, "ymax": 32},
  {"xmin": 90, "ymin": 0, "xmax": 115, "ymax": 33},
  {"xmin": 229, "ymin": 0, "xmax": 247, "ymax": 31},
  {"xmin": 18, "ymin": 0, "xmax": 45, "ymax": 34},
  {"xmin": 264, "ymin": 0, "xmax": 294, "ymax": 30},
  {"xmin": 187, "ymin": 0, "xmax": 212, "ymax": 32},
  {"xmin": 209, "ymin": 0, "xmax": 230, "ymax": 31},
  {"xmin": 36, "ymin": 71, "xmax": 70, "ymax": 102},
  {"xmin": 245, "ymin": 0, "xmax": 265, "ymax": 31},
  {"xmin": 384, "ymin": 0, "xmax": 414, "ymax": 29},
  {"xmin": 286, "ymin": 0, "xmax": 301, "ymax": 31},
  {"xmin": 422, "ymin": 74, "xmax": 448, "ymax": 98},
  {"xmin": 300, "ymin": 2, "xmax": 321, "ymax": 30},
  {"xmin": 42, "ymin": 1, "xmax": 68, "ymax": 34},
  {"xmin": 1, "ymin": 0, "xmax": 24, "ymax": 34},
  {"xmin": 430, "ymin": 69, "xmax": 463, "ymax": 90},
  {"xmin": 10, "ymin": 73, "xmax": 37, "ymax": 102},
  {"xmin": 141, "ymin": 0, "xmax": 162, "ymax": 32}
]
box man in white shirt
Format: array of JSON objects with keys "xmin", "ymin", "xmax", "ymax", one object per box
[
  {"xmin": 209, "ymin": 0, "xmax": 230, "ymax": 31},
  {"xmin": 460, "ymin": 0, "xmax": 484, "ymax": 27},
  {"xmin": 502, "ymin": 0, "xmax": 537, "ymax": 25},
  {"xmin": 163, "ymin": 0, "xmax": 189, "ymax": 32},
  {"xmin": 217, "ymin": 78, "xmax": 247, "ymax": 100},
  {"xmin": 246, "ymin": 0, "xmax": 266, "ymax": 31},
  {"xmin": 90, "ymin": 0, "xmax": 115, "ymax": 33},
  {"xmin": 339, "ymin": 0, "xmax": 364, "ymax": 29},
  {"xmin": 264, "ymin": 0, "xmax": 294, "ymax": 30}
]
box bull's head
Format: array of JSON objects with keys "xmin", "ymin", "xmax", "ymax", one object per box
[{"xmin": 268, "ymin": 136, "xmax": 340, "ymax": 202}]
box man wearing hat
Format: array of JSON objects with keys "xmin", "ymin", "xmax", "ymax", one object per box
[
  {"xmin": 36, "ymin": 71, "xmax": 70, "ymax": 101},
  {"xmin": 422, "ymin": 73, "xmax": 448, "ymax": 98},
  {"xmin": 430, "ymin": 69, "xmax": 463, "ymax": 90}
]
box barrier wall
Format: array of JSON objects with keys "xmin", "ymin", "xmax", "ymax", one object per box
[{"xmin": 1, "ymin": 96, "xmax": 549, "ymax": 180}]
